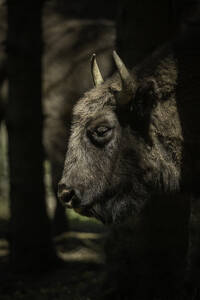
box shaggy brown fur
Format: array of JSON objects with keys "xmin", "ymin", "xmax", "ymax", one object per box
[{"xmin": 60, "ymin": 44, "xmax": 184, "ymax": 223}]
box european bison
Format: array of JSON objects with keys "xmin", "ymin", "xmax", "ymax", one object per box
[
  {"xmin": 58, "ymin": 46, "xmax": 184, "ymax": 224},
  {"xmin": 58, "ymin": 20, "xmax": 200, "ymax": 296}
]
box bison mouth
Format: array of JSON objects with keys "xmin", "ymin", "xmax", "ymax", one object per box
[
  {"xmin": 70, "ymin": 199, "xmax": 103, "ymax": 220},
  {"xmin": 58, "ymin": 184, "xmax": 116, "ymax": 224},
  {"xmin": 58, "ymin": 187, "xmax": 94, "ymax": 215},
  {"xmin": 62, "ymin": 197, "xmax": 105, "ymax": 222},
  {"xmin": 73, "ymin": 205, "xmax": 106, "ymax": 223}
]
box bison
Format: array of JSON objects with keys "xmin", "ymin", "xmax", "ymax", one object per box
[
  {"xmin": 58, "ymin": 26, "xmax": 200, "ymax": 295},
  {"xmin": 58, "ymin": 46, "xmax": 184, "ymax": 224}
]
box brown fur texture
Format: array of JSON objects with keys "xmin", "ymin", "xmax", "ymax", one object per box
[
  {"xmin": 59, "ymin": 39, "xmax": 200, "ymax": 297},
  {"xmin": 58, "ymin": 5, "xmax": 200, "ymax": 297},
  {"xmin": 60, "ymin": 44, "xmax": 184, "ymax": 223}
]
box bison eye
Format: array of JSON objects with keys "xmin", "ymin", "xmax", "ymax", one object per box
[
  {"xmin": 87, "ymin": 126, "xmax": 113, "ymax": 146},
  {"xmin": 95, "ymin": 126, "xmax": 110, "ymax": 136}
]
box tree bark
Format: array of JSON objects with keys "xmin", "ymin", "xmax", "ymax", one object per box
[
  {"xmin": 6, "ymin": 0, "xmax": 55, "ymax": 271},
  {"xmin": 116, "ymin": 0, "xmax": 175, "ymax": 67},
  {"xmin": 0, "ymin": 2, "xmax": 7, "ymax": 126}
]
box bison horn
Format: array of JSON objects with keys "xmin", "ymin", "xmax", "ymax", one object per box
[
  {"xmin": 91, "ymin": 54, "xmax": 104, "ymax": 87},
  {"xmin": 113, "ymin": 50, "xmax": 135, "ymax": 105}
]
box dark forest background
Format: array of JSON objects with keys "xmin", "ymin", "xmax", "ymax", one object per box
[{"xmin": 0, "ymin": 0, "xmax": 199, "ymax": 299}]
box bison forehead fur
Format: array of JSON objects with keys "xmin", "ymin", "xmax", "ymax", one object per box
[{"xmin": 60, "ymin": 45, "xmax": 183, "ymax": 224}]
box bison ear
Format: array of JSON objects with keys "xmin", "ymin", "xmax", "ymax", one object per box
[
  {"xmin": 112, "ymin": 50, "xmax": 137, "ymax": 106},
  {"xmin": 130, "ymin": 78, "xmax": 159, "ymax": 139},
  {"xmin": 132, "ymin": 78, "xmax": 160, "ymax": 112},
  {"xmin": 91, "ymin": 54, "xmax": 104, "ymax": 87}
]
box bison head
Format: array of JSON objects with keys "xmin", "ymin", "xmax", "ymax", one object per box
[{"xmin": 58, "ymin": 49, "xmax": 182, "ymax": 224}]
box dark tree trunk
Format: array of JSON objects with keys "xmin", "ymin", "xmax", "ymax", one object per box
[
  {"xmin": 6, "ymin": 0, "xmax": 55, "ymax": 271},
  {"xmin": 0, "ymin": 1, "xmax": 7, "ymax": 126},
  {"xmin": 116, "ymin": 0, "xmax": 175, "ymax": 67},
  {"xmin": 0, "ymin": 58, "xmax": 6, "ymax": 125}
]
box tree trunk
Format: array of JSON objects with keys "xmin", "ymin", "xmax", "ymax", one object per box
[
  {"xmin": 116, "ymin": 0, "xmax": 175, "ymax": 67},
  {"xmin": 0, "ymin": 1, "xmax": 7, "ymax": 125},
  {"xmin": 6, "ymin": 0, "xmax": 55, "ymax": 271}
]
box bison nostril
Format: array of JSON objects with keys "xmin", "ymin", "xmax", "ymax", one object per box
[
  {"xmin": 62, "ymin": 189, "xmax": 74, "ymax": 203},
  {"xmin": 58, "ymin": 184, "xmax": 75, "ymax": 207}
]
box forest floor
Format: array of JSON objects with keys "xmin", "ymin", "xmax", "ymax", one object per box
[{"xmin": 0, "ymin": 213, "xmax": 107, "ymax": 300}]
